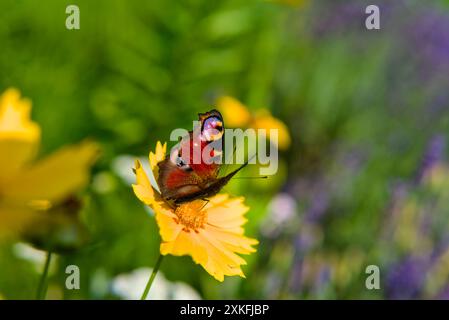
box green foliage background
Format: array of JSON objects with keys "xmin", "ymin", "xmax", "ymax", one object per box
[{"xmin": 2, "ymin": 0, "xmax": 449, "ymax": 299}]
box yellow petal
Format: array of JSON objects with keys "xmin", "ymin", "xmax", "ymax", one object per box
[
  {"xmin": 0, "ymin": 139, "xmax": 40, "ymax": 181},
  {"xmin": 206, "ymin": 195, "xmax": 249, "ymax": 219},
  {"xmin": 206, "ymin": 196, "xmax": 249, "ymax": 232},
  {"xmin": 154, "ymin": 192, "xmax": 257, "ymax": 281},
  {"xmin": 0, "ymin": 88, "xmax": 41, "ymax": 180},
  {"xmin": 200, "ymin": 230, "xmax": 247, "ymax": 266},
  {"xmin": 205, "ymin": 226, "xmax": 258, "ymax": 253},
  {"xmin": 216, "ymin": 96, "xmax": 252, "ymax": 128},
  {"xmin": 155, "ymin": 211, "xmax": 182, "ymax": 242},
  {"xmin": 0, "ymin": 88, "xmax": 40, "ymax": 139},
  {"xmin": 149, "ymin": 141, "xmax": 166, "ymax": 180},
  {"xmin": 132, "ymin": 159, "xmax": 157, "ymax": 206},
  {"xmin": 157, "ymin": 209, "xmax": 210, "ymax": 266},
  {"xmin": 160, "ymin": 227, "xmax": 208, "ymax": 266},
  {"xmin": 251, "ymin": 109, "xmax": 291, "ymax": 150},
  {"xmin": 197, "ymin": 232, "xmax": 246, "ymax": 281},
  {"xmin": 0, "ymin": 204, "xmax": 40, "ymax": 241},
  {"xmin": 3, "ymin": 140, "xmax": 99, "ymax": 205},
  {"xmin": 133, "ymin": 143, "xmax": 173, "ymax": 211}
]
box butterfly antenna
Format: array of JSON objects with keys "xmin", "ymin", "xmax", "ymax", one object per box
[
  {"xmin": 225, "ymin": 153, "xmax": 258, "ymax": 179},
  {"xmin": 233, "ymin": 176, "xmax": 268, "ymax": 179}
]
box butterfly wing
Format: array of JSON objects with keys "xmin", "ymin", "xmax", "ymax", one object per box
[
  {"xmin": 157, "ymin": 157, "xmax": 203, "ymax": 200},
  {"xmin": 157, "ymin": 109, "xmax": 226, "ymax": 203}
]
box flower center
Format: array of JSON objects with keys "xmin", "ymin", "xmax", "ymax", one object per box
[{"xmin": 174, "ymin": 200, "xmax": 207, "ymax": 232}]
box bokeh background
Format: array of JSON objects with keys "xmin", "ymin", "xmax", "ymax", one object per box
[{"xmin": 2, "ymin": 0, "xmax": 449, "ymax": 299}]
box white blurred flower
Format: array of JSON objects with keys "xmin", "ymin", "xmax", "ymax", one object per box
[
  {"xmin": 112, "ymin": 155, "xmax": 155, "ymax": 187},
  {"xmin": 111, "ymin": 267, "xmax": 201, "ymax": 300},
  {"xmin": 171, "ymin": 282, "xmax": 202, "ymax": 300},
  {"xmin": 13, "ymin": 242, "xmax": 56, "ymax": 273},
  {"xmin": 111, "ymin": 155, "xmax": 137, "ymax": 185},
  {"xmin": 112, "ymin": 155, "xmax": 157, "ymax": 216},
  {"xmin": 261, "ymin": 193, "xmax": 297, "ymax": 237},
  {"xmin": 269, "ymin": 192, "xmax": 297, "ymax": 224}
]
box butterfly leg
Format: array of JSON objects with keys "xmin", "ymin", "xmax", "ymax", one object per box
[
  {"xmin": 200, "ymin": 198, "xmax": 210, "ymax": 211},
  {"xmin": 166, "ymin": 199, "xmax": 178, "ymax": 210}
]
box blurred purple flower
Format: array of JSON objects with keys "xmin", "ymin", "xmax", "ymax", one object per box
[
  {"xmin": 289, "ymin": 177, "xmax": 331, "ymax": 223},
  {"xmin": 436, "ymin": 286, "xmax": 449, "ymax": 300},
  {"xmin": 305, "ymin": 192, "xmax": 329, "ymax": 224},
  {"xmin": 416, "ymin": 134, "xmax": 445, "ymax": 183},
  {"xmin": 386, "ymin": 256, "xmax": 430, "ymax": 299},
  {"xmin": 312, "ymin": 2, "xmax": 365, "ymax": 37},
  {"xmin": 313, "ymin": 265, "xmax": 332, "ymax": 296},
  {"xmin": 264, "ymin": 272, "xmax": 284, "ymax": 299},
  {"xmin": 289, "ymin": 228, "xmax": 323, "ymax": 294},
  {"xmin": 428, "ymin": 92, "xmax": 449, "ymax": 120},
  {"xmin": 288, "ymin": 249, "xmax": 304, "ymax": 294},
  {"xmin": 311, "ymin": 0, "xmax": 398, "ymax": 37},
  {"xmin": 295, "ymin": 228, "xmax": 317, "ymax": 253},
  {"xmin": 408, "ymin": 9, "xmax": 449, "ymax": 77}
]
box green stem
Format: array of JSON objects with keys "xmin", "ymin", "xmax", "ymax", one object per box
[
  {"xmin": 140, "ymin": 254, "xmax": 164, "ymax": 300},
  {"xmin": 36, "ymin": 251, "xmax": 52, "ymax": 300}
]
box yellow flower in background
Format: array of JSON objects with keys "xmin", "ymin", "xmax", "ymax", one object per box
[
  {"xmin": 133, "ymin": 142, "xmax": 258, "ymax": 282},
  {"xmin": 0, "ymin": 88, "xmax": 99, "ymax": 241},
  {"xmin": 216, "ymin": 96, "xmax": 252, "ymax": 128},
  {"xmin": 0, "ymin": 88, "xmax": 40, "ymax": 181},
  {"xmin": 252, "ymin": 109, "xmax": 291, "ymax": 151},
  {"xmin": 217, "ymin": 96, "xmax": 291, "ymax": 150}
]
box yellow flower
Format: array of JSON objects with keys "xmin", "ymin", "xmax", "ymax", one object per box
[
  {"xmin": 252, "ymin": 109, "xmax": 291, "ymax": 151},
  {"xmin": 0, "ymin": 88, "xmax": 40, "ymax": 181},
  {"xmin": 0, "ymin": 88, "xmax": 99, "ymax": 241},
  {"xmin": 132, "ymin": 141, "xmax": 258, "ymax": 282},
  {"xmin": 217, "ymin": 95, "xmax": 291, "ymax": 150},
  {"xmin": 216, "ymin": 96, "xmax": 252, "ymax": 128}
]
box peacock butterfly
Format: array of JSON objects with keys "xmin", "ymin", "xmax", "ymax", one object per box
[{"xmin": 157, "ymin": 109, "xmax": 248, "ymax": 204}]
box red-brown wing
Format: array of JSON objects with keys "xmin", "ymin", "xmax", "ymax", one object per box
[
  {"xmin": 177, "ymin": 134, "xmax": 221, "ymax": 180},
  {"xmin": 189, "ymin": 140, "xmax": 221, "ymax": 179},
  {"xmin": 157, "ymin": 157, "xmax": 203, "ymax": 201}
]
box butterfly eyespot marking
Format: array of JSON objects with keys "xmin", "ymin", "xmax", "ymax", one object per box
[
  {"xmin": 201, "ymin": 116, "xmax": 224, "ymax": 142},
  {"xmin": 168, "ymin": 146, "xmax": 192, "ymax": 171},
  {"xmin": 175, "ymin": 157, "xmax": 193, "ymax": 172},
  {"xmin": 212, "ymin": 149, "xmax": 222, "ymax": 157}
]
